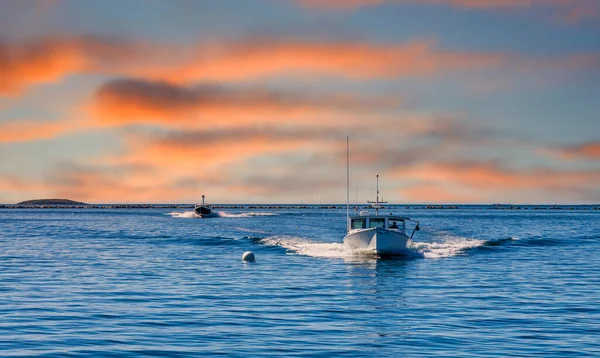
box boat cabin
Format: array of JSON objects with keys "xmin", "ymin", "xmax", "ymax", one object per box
[{"xmin": 348, "ymin": 215, "xmax": 408, "ymax": 233}]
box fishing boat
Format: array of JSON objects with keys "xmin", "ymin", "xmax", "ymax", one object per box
[
  {"xmin": 342, "ymin": 139, "xmax": 419, "ymax": 256},
  {"xmin": 194, "ymin": 195, "xmax": 218, "ymax": 218}
]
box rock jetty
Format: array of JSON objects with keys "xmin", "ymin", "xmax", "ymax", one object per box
[{"xmin": 0, "ymin": 200, "xmax": 597, "ymax": 210}]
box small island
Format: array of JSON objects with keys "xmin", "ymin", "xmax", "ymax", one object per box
[{"xmin": 16, "ymin": 198, "xmax": 90, "ymax": 206}]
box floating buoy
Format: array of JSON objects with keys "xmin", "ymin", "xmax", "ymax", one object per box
[{"xmin": 242, "ymin": 251, "xmax": 255, "ymax": 262}]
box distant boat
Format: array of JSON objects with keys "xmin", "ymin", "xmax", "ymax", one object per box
[
  {"xmin": 194, "ymin": 195, "xmax": 218, "ymax": 218},
  {"xmin": 342, "ymin": 139, "xmax": 419, "ymax": 256}
]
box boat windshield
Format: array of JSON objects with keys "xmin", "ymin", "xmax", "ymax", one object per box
[
  {"xmin": 351, "ymin": 218, "xmax": 366, "ymax": 229},
  {"xmin": 389, "ymin": 218, "xmax": 406, "ymax": 230},
  {"xmin": 369, "ymin": 218, "xmax": 385, "ymax": 228}
]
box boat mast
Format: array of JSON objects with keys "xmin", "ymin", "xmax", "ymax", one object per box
[
  {"xmin": 367, "ymin": 174, "xmax": 387, "ymax": 215},
  {"xmin": 375, "ymin": 174, "xmax": 380, "ymax": 215},
  {"xmin": 346, "ymin": 137, "xmax": 350, "ymax": 232},
  {"xmin": 202, "ymin": 194, "xmax": 205, "ymax": 205},
  {"xmin": 376, "ymin": 174, "xmax": 379, "ymax": 204}
]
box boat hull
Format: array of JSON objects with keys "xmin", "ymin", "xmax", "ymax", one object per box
[
  {"xmin": 194, "ymin": 205, "xmax": 218, "ymax": 218},
  {"xmin": 343, "ymin": 227, "xmax": 411, "ymax": 256}
]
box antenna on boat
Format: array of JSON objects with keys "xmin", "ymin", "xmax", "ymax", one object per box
[
  {"xmin": 346, "ymin": 137, "xmax": 350, "ymax": 232},
  {"xmin": 355, "ymin": 184, "xmax": 358, "ymax": 213},
  {"xmin": 367, "ymin": 174, "xmax": 387, "ymax": 215},
  {"xmin": 202, "ymin": 194, "xmax": 205, "ymax": 205}
]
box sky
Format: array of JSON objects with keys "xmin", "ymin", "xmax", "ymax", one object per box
[{"xmin": 0, "ymin": 0, "xmax": 599, "ymax": 204}]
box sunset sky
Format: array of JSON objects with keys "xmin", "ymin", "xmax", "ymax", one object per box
[{"xmin": 1, "ymin": 0, "xmax": 599, "ymax": 204}]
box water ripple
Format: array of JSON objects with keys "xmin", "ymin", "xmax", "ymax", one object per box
[{"xmin": 0, "ymin": 207, "xmax": 599, "ymax": 356}]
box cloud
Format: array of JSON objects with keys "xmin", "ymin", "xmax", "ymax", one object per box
[
  {"xmin": 87, "ymin": 114, "xmax": 512, "ymax": 201},
  {"xmin": 1, "ymin": 37, "xmax": 509, "ymax": 95},
  {"xmin": 542, "ymin": 142, "xmax": 600, "ymax": 161},
  {"xmin": 91, "ymin": 77, "xmax": 398, "ymax": 127},
  {"xmin": 29, "ymin": 123, "xmax": 348, "ymax": 203},
  {"xmin": 233, "ymin": 173, "xmax": 344, "ymax": 198},
  {"xmin": 0, "ymin": 36, "xmax": 150, "ymax": 95},
  {"xmin": 0, "ymin": 173, "xmax": 184, "ymax": 204},
  {"xmin": 157, "ymin": 39, "xmax": 506, "ymax": 84},
  {"xmin": 0, "ymin": 118, "xmax": 85, "ymax": 143},
  {"xmin": 52, "ymin": 167, "xmax": 193, "ymax": 203},
  {"xmin": 103, "ymin": 126, "xmax": 341, "ymax": 175},
  {"xmin": 0, "ymin": 176, "xmax": 49, "ymax": 200},
  {"xmin": 3, "ymin": 118, "xmax": 593, "ymax": 204},
  {"xmin": 3, "ymin": 35, "xmax": 597, "ymax": 98},
  {"xmin": 400, "ymin": 184, "xmax": 478, "ymax": 203},
  {"xmin": 91, "ymin": 96, "xmax": 505, "ymax": 179},
  {"xmin": 296, "ymin": 0, "xmax": 600, "ymax": 22},
  {"xmin": 10, "ymin": 126, "xmax": 339, "ymax": 203},
  {"xmin": 0, "ymin": 76, "xmax": 397, "ymax": 145},
  {"xmin": 393, "ymin": 161, "xmax": 600, "ymax": 203}
]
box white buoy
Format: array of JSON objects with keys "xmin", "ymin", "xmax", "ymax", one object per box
[{"xmin": 242, "ymin": 251, "xmax": 255, "ymax": 262}]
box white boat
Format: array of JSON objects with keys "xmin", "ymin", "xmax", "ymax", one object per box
[
  {"xmin": 194, "ymin": 195, "xmax": 218, "ymax": 218},
  {"xmin": 342, "ymin": 139, "xmax": 419, "ymax": 256}
]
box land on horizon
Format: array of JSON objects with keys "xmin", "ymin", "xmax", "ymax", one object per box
[{"xmin": 16, "ymin": 198, "xmax": 90, "ymax": 206}]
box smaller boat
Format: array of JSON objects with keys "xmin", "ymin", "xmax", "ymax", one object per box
[{"xmin": 194, "ymin": 195, "xmax": 218, "ymax": 218}]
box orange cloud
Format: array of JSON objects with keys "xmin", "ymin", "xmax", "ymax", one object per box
[
  {"xmin": 545, "ymin": 142, "xmax": 600, "ymax": 160},
  {"xmin": 103, "ymin": 126, "xmax": 338, "ymax": 174},
  {"xmin": 0, "ymin": 37, "xmax": 149, "ymax": 95},
  {"xmin": 391, "ymin": 161, "xmax": 600, "ymax": 203},
  {"xmin": 0, "ymin": 172, "xmax": 195, "ymax": 204},
  {"xmin": 401, "ymin": 184, "xmax": 477, "ymax": 203},
  {"xmin": 0, "ymin": 165, "xmax": 183, "ymax": 203},
  {"xmin": 1, "ymin": 40, "xmax": 85, "ymax": 94},
  {"xmin": 0, "ymin": 119, "xmax": 86, "ymax": 143},
  {"xmin": 155, "ymin": 40, "xmax": 506, "ymax": 84},
  {"xmin": 11, "ymin": 127, "xmax": 338, "ymax": 203},
  {"xmin": 90, "ymin": 78, "xmax": 397, "ymax": 127},
  {"xmin": 2, "ymin": 37, "xmax": 508, "ymax": 95},
  {"xmin": 3, "ymin": 36, "xmax": 596, "ymax": 98},
  {"xmin": 51, "ymin": 170, "xmax": 192, "ymax": 203},
  {"xmin": 0, "ymin": 177, "xmax": 49, "ymax": 199},
  {"xmin": 81, "ymin": 118, "xmax": 488, "ymax": 202}
]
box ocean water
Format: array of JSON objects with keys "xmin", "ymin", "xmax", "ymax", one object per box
[{"xmin": 1, "ymin": 206, "xmax": 599, "ymax": 357}]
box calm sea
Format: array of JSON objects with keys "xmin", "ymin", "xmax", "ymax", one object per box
[{"xmin": 1, "ymin": 206, "xmax": 599, "ymax": 357}]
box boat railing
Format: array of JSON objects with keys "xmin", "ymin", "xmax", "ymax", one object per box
[{"xmin": 408, "ymin": 219, "xmax": 420, "ymax": 239}]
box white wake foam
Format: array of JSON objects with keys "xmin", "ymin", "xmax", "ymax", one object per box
[
  {"xmin": 218, "ymin": 212, "xmax": 278, "ymax": 218},
  {"xmin": 410, "ymin": 235, "xmax": 485, "ymax": 258},
  {"xmin": 261, "ymin": 235, "xmax": 356, "ymax": 258},
  {"xmin": 168, "ymin": 211, "xmax": 200, "ymax": 218},
  {"xmin": 260, "ymin": 234, "xmax": 486, "ymax": 260},
  {"xmin": 168, "ymin": 211, "xmax": 278, "ymax": 219}
]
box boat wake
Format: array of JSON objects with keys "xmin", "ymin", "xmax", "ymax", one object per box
[
  {"xmin": 168, "ymin": 211, "xmax": 278, "ymax": 219},
  {"xmin": 257, "ymin": 234, "xmax": 519, "ymax": 259},
  {"xmin": 259, "ymin": 235, "xmax": 421, "ymax": 259},
  {"xmin": 411, "ymin": 235, "xmax": 519, "ymax": 258},
  {"xmin": 218, "ymin": 212, "xmax": 278, "ymax": 218},
  {"xmin": 259, "ymin": 235, "xmax": 356, "ymax": 258},
  {"xmin": 410, "ymin": 236, "xmax": 485, "ymax": 258},
  {"xmin": 168, "ymin": 211, "xmax": 200, "ymax": 219}
]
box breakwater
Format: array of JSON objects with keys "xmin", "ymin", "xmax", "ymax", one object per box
[{"xmin": 1, "ymin": 204, "xmax": 598, "ymax": 210}]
